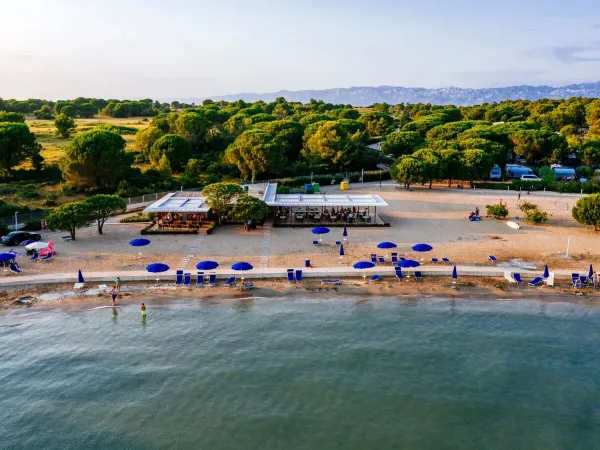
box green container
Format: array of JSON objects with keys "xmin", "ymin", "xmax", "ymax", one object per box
[{"xmin": 312, "ymin": 183, "xmax": 320, "ymax": 193}]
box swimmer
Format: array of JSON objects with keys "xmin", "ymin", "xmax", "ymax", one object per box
[
  {"xmin": 141, "ymin": 303, "xmax": 147, "ymax": 317},
  {"xmin": 110, "ymin": 285, "xmax": 118, "ymax": 306}
]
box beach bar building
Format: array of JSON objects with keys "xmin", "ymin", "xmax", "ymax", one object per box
[{"xmin": 143, "ymin": 192, "xmax": 212, "ymax": 231}]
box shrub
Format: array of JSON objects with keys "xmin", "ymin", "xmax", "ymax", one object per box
[
  {"xmin": 525, "ymin": 208, "xmax": 548, "ymax": 224},
  {"xmin": 22, "ymin": 219, "xmax": 41, "ymax": 231},
  {"xmin": 120, "ymin": 212, "xmax": 154, "ymax": 223},
  {"xmin": 0, "ymin": 221, "xmax": 9, "ymax": 236},
  {"xmin": 486, "ymin": 203, "xmax": 508, "ymax": 219},
  {"xmin": 572, "ymin": 193, "xmax": 600, "ymax": 230},
  {"xmin": 519, "ymin": 201, "xmax": 537, "ymax": 213},
  {"xmin": 20, "ymin": 188, "xmax": 39, "ymax": 199},
  {"xmin": 43, "ymin": 192, "xmax": 59, "ymax": 207}
]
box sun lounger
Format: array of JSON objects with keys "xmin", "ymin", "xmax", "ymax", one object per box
[
  {"xmin": 395, "ymin": 270, "xmax": 404, "ymax": 281},
  {"xmin": 488, "ymin": 255, "xmax": 498, "ymax": 264},
  {"xmin": 208, "ymin": 273, "xmax": 216, "ymax": 287},
  {"xmin": 321, "ymin": 279, "xmax": 341, "ymax": 285},
  {"xmin": 287, "ymin": 269, "xmax": 295, "ymax": 283},
  {"xmin": 40, "ymin": 253, "xmax": 53, "ymax": 261},
  {"xmin": 183, "ymin": 272, "xmax": 191, "ymax": 286},
  {"xmin": 580, "ymin": 276, "xmax": 588, "ymax": 284},
  {"xmin": 378, "ymin": 257, "xmax": 385, "ymax": 264},
  {"xmin": 29, "ymin": 252, "xmax": 39, "ymax": 262},
  {"xmin": 400, "ymin": 256, "xmax": 406, "ymax": 261},
  {"xmin": 431, "ymin": 258, "xmax": 439, "ymax": 264},
  {"xmin": 529, "ymin": 277, "xmax": 543, "ymax": 286},
  {"xmin": 242, "ymin": 281, "xmax": 255, "ymax": 290},
  {"xmin": 175, "ymin": 269, "xmax": 184, "ymax": 285},
  {"xmin": 513, "ymin": 273, "xmax": 523, "ymax": 284},
  {"xmin": 98, "ymin": 284, "xmax": 108, "ymax": 292},
  {"xmin": 442, "ymin": 257, "xmax": 450, "ymax": 264},
  {"xmin": 295, "ymin": 269, "xmax": 303, "ymax": 283},
  {"xmin": 370, "ymin": 275, "xmax": 381, "ymax": 282},
  {"xmin": 370, "ymin": 254, "xmax": 377, "ymax": 264},
  {"xmin": 313, "ymin": 240, "xmax": 319, "ymax": 246},
  {"xmin": 61, "ymin": 235, "xmax": 72, "ymax": 242},
  {"xmin": 335, "ymin": 241, "xmax": 341, "ymax": 246},
  {"xmin": 196, "ymin": 272, "xmax": 204, "ymax": 286},
  {"xmin": 9, "ymin": 263, "xmax": 22, "ymax": 275},
  {"xmin": 224, "ymin": 276, "xmax": 236, "ymax": 287},
  {"xmin": 504, "ymin": 272, "xmax": 517, "ymax": 283},
  {"xmin": 414, "ymin": 271, "xmax": 422, "ymax": 281},
  {"xmin": 73, "ymin": 282, "xmax": 85, "ymax": 290},
  {"xmin": 391, "ymin": 253, "xmax": 398, "ymax": 265}
]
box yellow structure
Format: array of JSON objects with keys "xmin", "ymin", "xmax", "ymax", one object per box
[{"xmin": 340, "ymin": 181, "xmax": 350, "ymax": 190}]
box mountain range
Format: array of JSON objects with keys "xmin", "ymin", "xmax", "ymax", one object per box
[{"xmin": 182, "ymin": 82, "xmax": 600, "ymax": 106}]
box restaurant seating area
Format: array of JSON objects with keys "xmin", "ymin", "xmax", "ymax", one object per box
[
  {"xmin": 274, "ymin": 206, "xmax": 382, "ymax": 226},
  {"xmin": 156, "ymin": 212, "xmax": 206, "ymax": 231}
]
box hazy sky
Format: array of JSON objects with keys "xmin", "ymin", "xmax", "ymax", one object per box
[{"xmin": 1, "ymin": 0, "xmax": 600, "ymax": 100}]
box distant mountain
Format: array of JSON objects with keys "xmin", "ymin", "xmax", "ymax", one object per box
[{"xmin": 182, "ymin": 82, "xmax": 600, "ymax": 106}]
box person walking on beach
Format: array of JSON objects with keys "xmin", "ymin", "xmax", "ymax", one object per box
[
  {"xmin": 115, "ymin": 276, "xmax": 122, "ymax": 291},
  {"xmin": 594, "ymin": 272, "xmax": 598, "ymax": 289},
  {"xmin": 110, "ymin": 285, "xmax": 118, "ymax": 306},
  {"xmin": 141, "ymin": 303, "xmax": 147, "ymax": 317},
  {"xmin": 40, "ymin": 219, "xmax": 47, "ymax": 231}
]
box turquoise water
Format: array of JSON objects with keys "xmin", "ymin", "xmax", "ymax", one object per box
[{"xmin": 1, "ymin": 297, "xmax": 600, "ymax": 449}]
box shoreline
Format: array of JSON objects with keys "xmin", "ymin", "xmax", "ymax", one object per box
[{"xmin": 2, "ymin": 276, "xmax": 598, "ymax": 312}]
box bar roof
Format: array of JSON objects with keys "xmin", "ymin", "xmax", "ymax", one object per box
[{"xmin": 143, "ymin": 192, "xmax": 211, "ymax": 213}]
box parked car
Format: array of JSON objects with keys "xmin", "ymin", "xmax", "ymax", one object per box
[
  {"xmin": 520, "ymin": 174, "xmax": 542, "ymax": 181},
  {"xmin": 489, "ymin": 165, "xmax": 502, "ymax": 180},
  {"xmin": 0, "ymin": 231, "xmax": 42, "ymax": 246}
]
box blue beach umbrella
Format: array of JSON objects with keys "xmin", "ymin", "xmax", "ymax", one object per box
[
  {"xmin": 377, "ymin": 241, "xmax": 397, "ymax": 257},
  {"xmin": 312, "ymin": 226, "xmax": 330, "ymax": 243},
  {"xmin": 353, "ymin": 260, "xmax": 375, "ymax": 279},
  {"xmin": 543, "ymin": 265, "xmax": 549, "ymax": 279},
  {"xmin": 412, "ymin": 243, "xmax": 433, "ymax": 261},
  {"xmin": 0, "ymin": 253, "xmax": 15, "ymax": 263},
  {"xmin": 196, "ymin": 260, "xmax": 219, "ymax": 271},
  {"xmin": 589, "ymin": 264, "xmax": 594, "ymax": 279},
  {"xmin": 339, "ymin": 244, "xmax": 345, "ymax": 259},
  {"xmin": 78, "ymin": 269, "xmax": 84, "ymax": 283},
  {"xmin": 146, "ymin": 262, "xmax": 170, "ymax": 284},
  {"xmin": 399, "ymin": 259, "xmax": 420, "ymax": 268},
  {"xmin": 232, "ymin": 261, "xmax": 253, "ymax": 280},
  {"xmin": 130, "ymin": 238, "xmax": 151, "ymax": 257},
  {"xmin": 452, "ymin": 265, "xmax": 458, "ymax": 284}
]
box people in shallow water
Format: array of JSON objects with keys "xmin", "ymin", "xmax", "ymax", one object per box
[
  {"xmin": 141, "ymin": 303, "xmax": 147, "ymax": 316},
  {"xmin": 110, "ymin": 285, "xmax": 118, "ymax": 306}
]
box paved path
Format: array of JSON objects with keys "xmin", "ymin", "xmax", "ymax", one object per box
[
  {"xmin": 0, "ymin": 264, "xmax": 582, "ymax": 288},
  {"xmin": 259, "ymin": 221, "xmax": 273, "ymax": 268},
  {"xmin": 178, "ymin": 235, "xmax": 205, "ymax": 270}
]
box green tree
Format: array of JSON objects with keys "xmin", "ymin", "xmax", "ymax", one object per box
[
  {"xmin": 426, "ymin": 121, "xmax": 489, "ymax": 141},
  {"xmin": 381, "ymin": 131, "xmax": 424, "ymax": 156},
  {"xmin": 60, "ymin": 104, "xmax": 76, "ymax": 118},
  {"xmin": 510, "ymin": 129, "xmax": 567, "ymax": 164},
  {"xmin": 33, "ymin": 105, "xmax": 54, "ymax": 120},
  {"xmin": 149, "ymin": 134, "xmax": 190, "ymax": 171},
  {"xmin": 85, "ymin": 194, "xmax": 126, "ymax": 234},
  {"xmin": 174, "ymin": 110, "xmax": 208, "ymax": 146},
  {"xmin": 0, "ymin": 122, "xmax": 41, "ymax": 176},
  {"xmin": 412, "ymin": 149, "xmax": 440, "ymax": 188},
  {"xmin": 358, "ymin": 112, "xmax": 394, "ymax": 136},
  {"xmin": 298, "ymin": 113, "xmax": 334, "ymax": 127},
  {"xmin": 45, "ymin": 201, "xmax": 92, "ymax": 241},
  {"xmin": 581, "ymin": 140, "xmax": 600, "ymax": 166},
  {"xmin": 229, "ymin": 194, "xmax": 270, "ymax": 224},
  {"xmin": 157, "ymin": 153, "xmax": 172, "ymax": 178},
  {"xmin": 0, "ymin": 111, "xmax": 25, "ymax": 123},
  {"xmin": 461, "ymin": 149, "xmax": 493, "ymax": 186},
  {"xmin": 338, "ymin": 109, "xmax": 360, "ymax": 120},
  {"xmin": 201, "ymin": 182, "xmax": 244, "ymax": 216},
  {"xmin": 61, "ymin": 129, "xmax": 132, "ymax": 189},
  {"xmin": 436, "ymin": 148, "xmax": 462, "ymax": 186},
  {"xmin": 135, "ymin": 126, "xmax": 164, "ymax": 156},
  {"xmin": 572, "ymin": 194, "xmax": 600, "ymax": 230},
  {"xmin": 224, "ymin": 129, "xmax": 285, "ymax": 180},
  {"xmin": 77, "ymin": 103, "xmax": 97, "ymax": 118},
  {"xmin": 459, "ymin": 138, "xmax": 508, "ymax": 165},
  {"xmin": 253, "ymin": 119, "xmax": 303, "ymax": 159},
  {"xmin": 54, "ymin": 113, "xmax": 76, "ymax": 138},
  {"xmin": 183, "ymin": 158, "xmax": 202, "ymax": 181},
  {"xmin": 391, "ymin": 156, "xmax": 423, "ymax": 190},
  {"xmin": 302, "ymin": 121, "xmax": 364, "ymax": 170},
  {"xmin": 585, "ymin": 100, "xmax": 600, "ymax": 126}
]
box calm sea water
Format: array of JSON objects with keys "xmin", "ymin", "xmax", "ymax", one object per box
[{"xmin": 1, "ymin": 297, "xmax": 600, "ymax": 450}]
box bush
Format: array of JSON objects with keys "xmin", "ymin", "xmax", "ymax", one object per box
[
  {"xmin": 43, "ymin": 192, "xmax": 59, "ymax": 207},
  {"xmin": 20, "ymin": 188, "xmax": 39, "ymax": 199},
  {"xmin": 572, "ymin": 193, "xmax": 600, "ymax": 230},
  {"xmin": 519, "ymin": 201, "xmax": 537, "ymax": 213},
  {"xmin": 22, "ymin": 219, "xmax": 41, "ymax": 231},
  {"xmin": 525, "ymin": 208, "xmax": 548, "ymax": 224},
  {"xmin": 0, "ymin": 221, "xmax": 9, "ymax": 236},
  {"xmin": 120, "ymin": 212, "xmax": 155, "ymax": 223},
  {"xmin": 486, "ymin": 203, "xmax": 508, "ymax": 219}
]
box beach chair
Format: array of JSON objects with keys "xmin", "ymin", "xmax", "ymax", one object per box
[
  {"xmin": 370, "ymin": 254, "xmax": 377, "ymax": 264},
  {"xmin": 378, "ymin": 256, "xmax": 385, "ymax": 265},
  {"xmin": 414, "ymin": 271, "xmax": 422, "ymax": 281},
  {"xmin": 400, "ymin": 256, "xmax": 406, "ymax": 261},
  {"xmin": 183, "ymin": 272, "xmax": 191, "ymax": 286},
  {"xmin": 224, "ymin": 276, "xmax": 236, "ymax": 287},
  {"xmin": 488, "ymin": 255, "xmax": 498, "ymax": 264},
  {"xmin": 335, "ymin": 241, "xmax": 341, "ymax": 246},
  {"xmin": 175, "ymin": 269, "xmax": 184, "ymax": 285},
  {"xmin": 580, "ymin": 276, "xmax": 588, "ymax": 285},
  {"xmin": 208, "ymin": 273, "xmax": 217, "ymax": 287},
  {"xmin": 244, "ymin": 281, "xmax": 254, "ymax": 290},
  {"xmin": 321, "ymin": 279, "xmax": 341, "ymax": 285},
  {"xmin": 431, "ymin": 258, "xmax": 439, "ymax": 264},
  {"xmin": 9, "ymin": 263, "xmax": 22, "ymax": 275},
  {"xmin": 40, "ymin": 253, "xmax": 53, "ymax": 262},
  {"xmin": 391, "ymin": 253, "xmax": 398, "ymax": 266},
  {"xmin": 295, "ymin": 269, "xmax": 303, "ymax": 284},
  {"xmin": 61, "ymin": 235, "xmax": 72, "ymax": 242},
  {"xmin": 513, "ymin": 273, "xmax": 524, "ymax": 284},
  {"xmin": 395, "ymin": 270, "xmax": 405, "ymax": 281},
  {"xmin": 369, "ymin": 275, "xmax": 381, "ymax": 282},
  {"xmin": 196, "ymin": 272, "xmax": 205, "ymax": 286},
  {"xmin": 528, "ymin": 277, "xmax": 543, "ymax": 286},
  {"xmin": 98, "ymin": 284, "xmax": 108, "ymax": 292},
  {"xmin": 73, "ymin": 282, "xmax": 85, "ymax": 290},
  {"xmin": 29, "ymin": 251, "xmax": 39, "ymax": 262},
  {"xmin": 442, "ymin": 257, "xmax": 451, "ymax": 264},
  {"xmin": 313, "ymin": 240, "xmax": 319, "ymax": 246},
  {"xmin": 287, "ymin": 269, "xmax": 295, "ymax": 283}
]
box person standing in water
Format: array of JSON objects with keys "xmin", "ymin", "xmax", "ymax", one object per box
[
  {"xmin": 110, "ymin": 285, "xmax": 118, "ymax": 306},
  {"xmin": 141, "ymin": 303, "xmax": 147, "ymax": 317}
]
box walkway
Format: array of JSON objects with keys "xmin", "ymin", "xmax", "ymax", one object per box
[
  {"xmin": 259, "ymin": 221, "xmax": 273, "ymax": 268},
  {"xmin": 0, "ymin": 264, "xmax": 582, "ymax": 288}
]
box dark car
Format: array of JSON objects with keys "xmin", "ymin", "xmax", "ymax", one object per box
[{"xmin": 0, "ymin": 231, "xmax": 42, "ymax": 246}]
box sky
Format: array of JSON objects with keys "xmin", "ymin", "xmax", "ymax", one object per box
[{"xmin": 1, "ymin": 0, "xmax": 600, "ymax": 100}]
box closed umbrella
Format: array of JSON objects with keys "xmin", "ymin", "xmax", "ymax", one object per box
[
  {"xmin": 339, "ymin": 244, "xmax": 345, "ymax": 261},
  {"xmin": 452, "ymin": 265, "xmax": 458, "ymax": 284},
  {"xmin": 588, "ymin": 264, "xmax": 594, "ymax": 279},
  {"xmin": 311, "ymin": 227, "xmax": 330, "ymax": 243},
  {"xmin": 377, "ymin": 241, "xmax": 397, "ymax": 257},
  {"xmin": 342, "ymin": 226, "xmax": 348, "ymax": 242},
  {"xmin": 129, "ymin": 238, "xmax": 151, "ymax": 258},
  {"xmin": 412, "ymin": 243, "xmax": 433, "ymax": 261},
  {"xmin": 146, "ymin": 262, "xmax": 170, "ymax": 284},
  {"xmin": 78, "ymin": 270, "xmax": 84, "ymax": 283},
  {"xmin": 353, "ymin": 261, "xmax": 375, "ymax": 279},
  {"xmin": 196, "ymin": 261, "xmax": 219, "ymax": 271},
  {"xmin": 232, "ymin": 261, "xmax": 253, "ymax": 281},
  {"xmin": 543, "ymin": 265, "xmax": 549, "ymax": 279}
]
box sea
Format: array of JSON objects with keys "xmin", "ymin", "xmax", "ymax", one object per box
[{"xmin": 1, "ymin": 296, "xmax": 599, "ymax": 450}]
